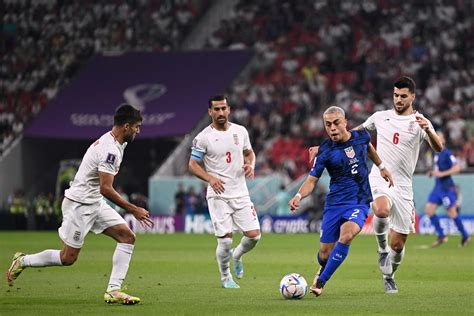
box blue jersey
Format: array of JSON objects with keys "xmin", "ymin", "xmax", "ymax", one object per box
[
  {"xmin": 433, "ymin": 148, "xmax": 456, "ymax": 191},
  {"xmin": 310, "ymin": 130, "xmax": 373, "ymax": 207}
]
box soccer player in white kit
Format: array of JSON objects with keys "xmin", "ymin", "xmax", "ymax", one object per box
[
  {"xmin": 358, "ymin": 77, "xmax": 443, "ymax": 293},
  {"xmin": 6, "ymin": 104, "xmax": 154, "ymax": 304},
  {"xmin": 189, "ymin": 95, "xmax": 261, "ymax": 289}
]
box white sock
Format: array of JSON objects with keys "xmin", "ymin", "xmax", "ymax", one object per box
[
  {"xmin": 216, "ymin": 238, "xmax": 233, "ymax": 280},
  {"xmin": 21, "ymin": 250, "xmax": 62, "ymax": 267},
  {"xmin": 373, "ymin": 216, "xmax": 390, "ymax": 253},
  {"xmin": 233, "ymin": 235, "xmax": 261, "ymax": 261},
  {"xmin": 388, "ymin": 247, "xmax": 405, "ymax": 278},
  {"xmin": 107, "ymin": 243, "xmax": 134, "ymax": 292}
]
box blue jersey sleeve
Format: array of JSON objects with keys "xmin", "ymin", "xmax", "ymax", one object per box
[{"xmin": 310, "ymin": 152, "xmax": 326, "ymax": 178}]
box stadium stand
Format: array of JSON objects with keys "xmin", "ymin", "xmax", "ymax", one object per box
[
  {"xmin": 0, "ymin": 0, "xmax": 210, "ymax": 155},
  {"xmin": 206, "ymin": 0, "xmax": 474, "ymax": 177}
]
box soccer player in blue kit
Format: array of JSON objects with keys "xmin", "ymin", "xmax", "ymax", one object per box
[
  {"xmin": 424, "ymin": 132, "xmax": 470, "ymax": 247},
  {"xmin": 289, "ymin": 106, "xmax": 394, "ymax": 296}
]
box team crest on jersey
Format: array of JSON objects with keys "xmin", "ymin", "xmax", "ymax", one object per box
[
  {"xmin": 106, "ymin": 153, "xmax": 116, "ymax": 165},
  {"xmin": 233, "ymin": 134, "xmax": 239, "ymax": 145},
  {"xmin": 344, "ymin": 146, "xmax": 355, "ymax": 158}
]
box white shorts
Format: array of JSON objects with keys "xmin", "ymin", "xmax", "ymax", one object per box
[
  {"xmin": 207, "ymin": 196, "xmax": 260, "ymax": 237},
  {"xmin": 369, "ymin": 175, "xmax": 415, "ymax": 234},
  {"xmin": 58, "ymin": 198, "xmax": 126, "ymax": 248}
]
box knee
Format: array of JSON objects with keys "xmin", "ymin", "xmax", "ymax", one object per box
[
  {"xmin": 447, "ymin": 209, "xmax": 457, "ymax": 219},
  {"xmin": 339, "ymin": 232, "xmax": 355, "ymax": 244},
  {"xmin": 118, "ymin": 230, "xmax": 136, "ymax": 244},
  {"xmin": 60, "ymin": 252, "xmax": 78, "ymax": 266},
  {"xmin": 390, "ymin": 242, "xmax": 404, "ymax": 253},
  {"xmin": 425, "ymin": 205, "xmax": 435, "ymax": 216},
  {"xmin": 373, "ymin": 200, "xmax": 390, "ymax": 218},
  {"xmin": 374, "ymin": 207, "xmax": 390, "ymax": 218},
  {"xmin": 244, "ymin": 231, "xmax": 261, "ymax": 240}
]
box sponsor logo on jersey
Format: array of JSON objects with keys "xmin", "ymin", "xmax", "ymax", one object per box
[
  {"xmin": 408, "ymin": 121, "xmax": 416, "ymax": 132},
  {"xmin": 106, "ymin": 153, "xmax": 116, "ymax": 165},
  {"xmin": 233, "ymin": 134, "xmax": 239, "ymax": 145},
  {"xmin": 344, "ymin": 146, "xmax": 355, "ymax": 158}
]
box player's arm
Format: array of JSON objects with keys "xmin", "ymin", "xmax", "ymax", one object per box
[
  {"xmin": 188, "ymin": 154, "xmax": 225, "ymax": 194},
  {"xmin": 415, "ymin": 115, "xmax": 443, "ymax": 152},
  {"xmin": 429, "ymin": 164, "xmax": 461, "ymax": 178},
  {"xmin": 288, "ymin": 175, "xmax": 319, "ymax": 213},
  {"xmin": 99, "ymin": 172, "xmax": 153, "ymax": 227},
  {"xmin": 352, "ymin": 124, "xmax": 366, "ymax": 131},
  {"xmin": 243, "ymin": 148, "xmax": 256, "ymax": 179},
  {"xmin": 367, "ymin": 143, "xmax": 394, "ymax": 187}
]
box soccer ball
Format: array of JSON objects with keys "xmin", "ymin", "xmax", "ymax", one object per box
[{"xmin": 279, "ymin": 273, "xmax": 308, "ymax": 299}]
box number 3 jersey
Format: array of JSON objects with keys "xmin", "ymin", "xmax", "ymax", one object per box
[
  {"xmin": 363, "ymin": 110, "xmax": 435, "ymax": 188},
  {"xmin": 310, "ymin": 130, "xmax": 373, "ymax": 207},
  {"xmin": 191, "ymin": 122, "xmax": 252, "ymax": 199}
]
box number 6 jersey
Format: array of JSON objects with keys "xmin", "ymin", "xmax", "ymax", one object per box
[
  {"xmin": 191, "ymin": 122, "xmax": 252, "ymax": 199},
  {"xmin": 363, "ymin": 110, "xmax": 435, "ymax": 187}
]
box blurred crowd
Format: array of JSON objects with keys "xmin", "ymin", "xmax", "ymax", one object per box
[
  {"xmin": 207, "ymin": 0, "xmax": 474, "ymax": 178},
  {"xmin": 174, "ymin": 182, "xmax": 208, "ymax": 215},
  {"xmin": 2, "ymin": 187, "xmax": 148, "ymax": 229},
  {"xmin": 1, "ymin": 0, "xmax": 473, "ymax": 183},
  {"xmin": 0, "ymin": 0, "xmax": 209, "ymax": 154}
]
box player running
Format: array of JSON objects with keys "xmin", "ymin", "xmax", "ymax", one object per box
[
  {"xmin": 289, "ymin": 105, "xmax": 393, "ymax": 296},
  {"xmin": 424, "ymin": 132, "xmax": 470, "ymax": 247},
  {"xmin": 6, "ymin": 104, "xmax": 153, "ymax": 304}
]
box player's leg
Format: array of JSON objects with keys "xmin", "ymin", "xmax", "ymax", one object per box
[
  {"xmin": 231, "ymin": 198, "xmax": 261, "ymax": 279},
  {"xmin": 425, "ymin": 197, "xmax": 447, "ymax": 247},
  {"xmin": 6, "ymin": 198, "xmax": 88, "ymax": 286},
  {"xmin": 93, "ymin": 200, "xmax": 140, "ymax": 304},
  {"xmin": 372, "ymin": 195, "xmax": 393, "ymax": 274},
  {"xmin": 313, "ymin": 205, "xmax": 368, "ymax": 296},
  {"xmin": 208, "ymin": 198, "xmax": 239, "ymax": 288},
  {"xmin": 447, "ymin": 206, "xmax": 470, "ymax": 247},
  {"xmin": 383, "ymin": 189, "xmax": 414, "ymax": 294},
  {"xmin": 444, "ymin": 191, "xmax": 470, "ymax": 247},
  {"xmin": 6, "ymin": 243, "xmax": 77, "ymax": 287}
]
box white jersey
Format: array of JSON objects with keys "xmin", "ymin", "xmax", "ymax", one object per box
[
  {"xmin": 192, "ymin": 122, "xmax": 252, "ymax": 199},
  {"xmin": 363, "ymin": 109, "xmax": 434, "ymax": 187},
  {"xmin": 65, "ymin": 131, "xmax": 127, "ymax": 204}
]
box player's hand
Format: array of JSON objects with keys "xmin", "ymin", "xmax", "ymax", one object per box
[
  {"xmin": 243, "ymin": 164, "xmax": 255, "ymax": 179},
  {"xmin": 431, "ymin": 170, "xmax": 443, "ymax": 178},
  {"xmin": 415, "ymin": 115, "xmax": 430, "ymax": 132},
  {"xmin": 309, "ymin": 146, "xmax": 319, "ymax": 164},
  {"xmin": 426, "ymin": 170, "xmax": 433, "ymax": 178},
  {"xmin": 208, "ymin": 176, "xmax": 225, "ymax": 194},
  {"xmin": 132, "ymin": 206, "xmax": 154, "ymax": 229},
  {"xmin": 380, "ymin": 168, "xmax": 394, "ymax": 188},
  {"xmin": 288, "ymin": 195, "xmax": 301, "ymax": 213}
]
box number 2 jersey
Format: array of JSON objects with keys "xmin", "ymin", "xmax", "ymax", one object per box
[
  {"xmin": 191, "ymin": 122, "xmax": 252, "ymax": 199},
  {"xmin": 310, "ymin": 130, "xmax": 373, "ymax": 207},
  {"xmin": 363, "ymin": 109, "xmax": 435, "ymax": 188}
]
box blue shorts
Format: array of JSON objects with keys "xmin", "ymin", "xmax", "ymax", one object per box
[
  {"xmin": 320, "ymin": 204, "xmax": 369, "ymax": 243},
  {"xmin": 427, "ymin": 188, "xmax": 456, "ymax": 209}
]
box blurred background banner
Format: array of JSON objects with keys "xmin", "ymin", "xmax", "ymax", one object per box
[{"xmin": 25, "ymin": 50, "xmax": 253, "ymax": 139}]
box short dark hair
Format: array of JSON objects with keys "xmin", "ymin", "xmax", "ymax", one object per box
[
  {"xmin": 208, "ymin": 95, "xmax": 228, "ymax": 108},
  {"xmin": 114, "ymin": 104, "xmax": 142, "ymax": 126},
  {"xmin": 394, "ymin": 76, "xmax": 416, "ymax": 93}
]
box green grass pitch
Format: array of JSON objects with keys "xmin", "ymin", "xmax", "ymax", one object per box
[{"xmin": 1, "ymin": 232, "xmax": 473, "ymax": 315}]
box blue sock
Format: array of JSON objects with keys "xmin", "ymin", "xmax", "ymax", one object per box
[
  {"xmin": 453, "ymin": 216, "xmax": 468, "ymax": 240},
  {"xmin": 317, "ymin": 252, "xmax": 327, "ymax": 272},
  {"xmin": 319, "ymin": 242, "xmax": 350, "ymax": 284},
  {"xmin": 429, "ymin": 214, "xmax": 445, "ymax": 238}
]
